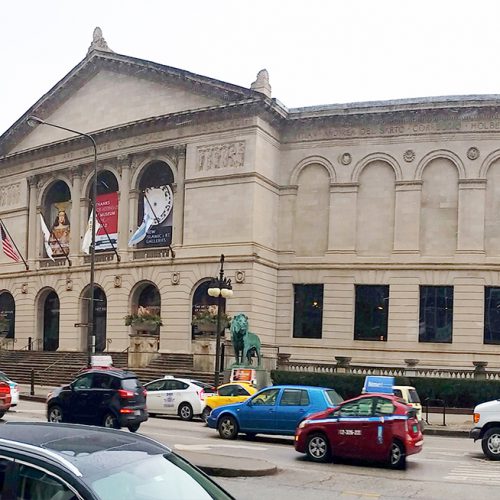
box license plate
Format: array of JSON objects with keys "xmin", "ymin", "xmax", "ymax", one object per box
[{"xmin": 134, "ymin": 410, "xmax": 141, "ymax": 416}]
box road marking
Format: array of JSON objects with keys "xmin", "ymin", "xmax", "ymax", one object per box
[
  {"xmin": 445, "ymin": 464, "xmax": 500, "ymax": 485},
  {"xmin": 175, "ymin": 443, "xmax": 268, "ymax": 452}
]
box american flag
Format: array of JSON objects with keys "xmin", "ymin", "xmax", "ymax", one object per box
[{"xmin": 0, "ymin": 222, "xmax": 20, "ymax": 263}]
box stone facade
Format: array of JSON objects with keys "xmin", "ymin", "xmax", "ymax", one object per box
[{"xmin": 2, "ymin": 30, "xmax": 500, "ymax": 369}]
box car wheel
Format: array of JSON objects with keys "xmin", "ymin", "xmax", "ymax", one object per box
[
  {"xmin": 202, "ymin": 406, "xmax": 212, "ymax": 423},
  {"xmin": 482, "ymin": 427, "xmax": 500, "ymax": 460},
  {"xmin": 178, "ymin": 403, "xmax": 193, "ymax": 421},
  {"xmin": 218, "ymin": 414, "xmax": 238, "ymax": 440},
  {"xmin": 389, "ymin": 440, "xmax": 406, "ymax": 469},
  {"xmin": 127, "ymin": 423, "xmax": 140, "ymax": 433},
  {"xmin": 102, "ymin": 412, "xmax": 119, "ymax": 429},
  {"xmin": 0, "ymin": 411, "xmax": 5, "ymax": 419},
  {"xmin": 306, "ymin": 433, "xmax": 331, "ymax": 463},
  {"xmin": 47, "ymin": 405, "xmax": 63, "ymax": 423}
]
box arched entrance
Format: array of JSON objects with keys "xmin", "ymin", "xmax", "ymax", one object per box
[
  {"xmin": 0, "ymin": 291, "xmax": 15, "ymax": 339},
  {"xmin": 81, "ymin": 285, "xmax": 107, "ymax": 353},
  {"xmin": 191, "ymin": 280, "xmax": 226, "ymax": 339},
  {"xmin": 43, "ymin": 291, "xmax": 59, "ymax": 351}
]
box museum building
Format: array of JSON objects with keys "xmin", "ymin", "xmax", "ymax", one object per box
[{"xmin": 2, "ymin": 28, "xmax": 500, "ymax": 370}]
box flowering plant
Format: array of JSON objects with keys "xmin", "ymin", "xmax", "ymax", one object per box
[
  {"xmin": 192, "ymin": 305, "xmax": 231, "ymax": 327},
  {"xmin": 125, "ymin": 306, "xmax": 163, "ymax": 327}
]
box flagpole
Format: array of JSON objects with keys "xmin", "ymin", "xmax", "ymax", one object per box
[{"xmin": 0, "ymin": 219, "xmax": 29, "ymax": 270}]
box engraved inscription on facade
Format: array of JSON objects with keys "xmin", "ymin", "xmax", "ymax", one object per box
[
  {"xmin": 197, "ymin": 142, "xmax": 245, "ymax": 171},
  {"xmin": 0, "ymin": 183, "xmax": 21, "ymax": 208}
]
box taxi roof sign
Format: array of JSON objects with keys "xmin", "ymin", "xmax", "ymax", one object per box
[{"xmin": 363, "ymin": 375, "xmax": 395, "ymax": 394}]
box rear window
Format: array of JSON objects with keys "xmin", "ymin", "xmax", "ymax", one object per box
[
  {"xmin": 121, "ymin": 378, "xmax": 142, "ymax": 391},
  {"xmin": 191, "ymin": 381, "xmax": 216, "ymax": 393},
  {"xmin": 408, "ymin": 389, "xmax": 421, "ymax": 404},
  {"xmin": 325, "ymin": 389, "xmax": 343, "ymax": 406}
]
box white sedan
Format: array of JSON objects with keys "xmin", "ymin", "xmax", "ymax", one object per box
[
  {"xmin": 0, "ymin": 371, "xmax": 19, "ymax": 407},
  {"xmin": 144, "ymin": 376, "xmax": 215, "ymax": 421}
]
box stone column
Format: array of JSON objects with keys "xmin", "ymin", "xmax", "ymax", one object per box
[
  {"xmin": 70, "ymin": 167, "xmax": 82, "ymax": 257},
  {"xmin": 27, "ymin": 176, "xmax": 38, "ymax": 266},
  {"xmin": 118, "ymin": 155, "xmax": 131, "ymax": 261},
  {"xmin": 172, "ymin": 148, "xmax": 186, "ymax": 247},
  {"xmin": 329, "ymin": 183, "xmax": 358, "ymax": 251},
  {"xmin": 393, "ymin": 181, "xmax": 422, "ymax": 252},
  {"xmin": 457, "ymin": 179, "xmax": 486, "ymax": 253}
]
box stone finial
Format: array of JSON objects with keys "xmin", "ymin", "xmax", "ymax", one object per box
[
  {"xmin": 87, "ymin": 27, "xmax": 113, "ymax": 55},
  {"xmin": 250, "ymin": 69, "xmax": 272, "ymax": 97}
]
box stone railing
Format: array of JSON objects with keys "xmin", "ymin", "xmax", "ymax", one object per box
[{"xmin": 277, "ymin": 357, "xmax": 497, "ymax": 380}]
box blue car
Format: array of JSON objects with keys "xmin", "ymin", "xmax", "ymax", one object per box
[{"xmin": 207, "ymin": 384, "xmax": 343, "ymax": 439}]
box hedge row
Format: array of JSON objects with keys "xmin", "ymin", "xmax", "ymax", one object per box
[{"xmin": 270, "ymin": 370, "xmax": 500, "ymax": 408}]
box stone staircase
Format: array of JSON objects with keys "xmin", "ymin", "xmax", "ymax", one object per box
[{"xmin": 0, "ymin": 350, "xmax": 213, "ymax": 387}]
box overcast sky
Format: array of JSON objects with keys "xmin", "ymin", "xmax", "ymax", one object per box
[{"xmin": 2, "ymin": 0, "xmax": 500, "ymax": 136}]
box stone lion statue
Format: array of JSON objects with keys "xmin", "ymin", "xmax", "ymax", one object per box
[{"xmin": 230, "ymin": 313, "xmax": 261, "ymax": 366}]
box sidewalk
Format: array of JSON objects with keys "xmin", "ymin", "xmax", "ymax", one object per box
[{"xmin": 17, "ymin": 384, "xmax": 472, "ymax": 477}]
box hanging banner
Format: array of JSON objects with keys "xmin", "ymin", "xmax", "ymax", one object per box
[
  {"xmin": 95, "ymin": 192, "xmax": 119, "ymax": 251},
  {"xmin": 49, "ymin": 203, "xmax": 71, "ymax": 256},
  {"xmin": 143, "ymin": 185, "xmax": 173, "ymax": 247}
]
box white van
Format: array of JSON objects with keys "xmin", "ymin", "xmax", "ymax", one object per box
[{"xmin": 362, "ymin": 376, "xmax": 423, "ymax": 422}]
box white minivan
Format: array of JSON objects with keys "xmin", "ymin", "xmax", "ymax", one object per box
[{"xmin": 362, "ymin": 376, "xmax": 423, "ymax": 422}]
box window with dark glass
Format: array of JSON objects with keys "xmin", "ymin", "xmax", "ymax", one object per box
[
  {"xmin": 484, "ymin": 287, "xmax": 500, "ymax": 344},
  {"xmin": 0, "ymin": 291, "xmax": 15, "ymax": 339},
  {"xmin": 419, "ymin": 286, "xmax": 453, "ymax": 343},
  {"xmin": 293, "ymin": 284, "xmax": 324, "ymax": 339},
  {"xmin": 354, "ymin": 285, "xmax": 389, "ymax": 341}
]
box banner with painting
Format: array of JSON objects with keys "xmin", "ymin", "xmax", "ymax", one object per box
[
  {"xmin": 129, "ymin": 185, "xmax": 173, "ymax": 247},
  {"xmin": 48, "ymin": 203, "xmax": 71, "ymax": 256}
]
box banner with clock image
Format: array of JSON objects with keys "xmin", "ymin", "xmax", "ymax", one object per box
[{"xmin": 129, "ymin": 185, "xmax": 173, "ymax": 248}]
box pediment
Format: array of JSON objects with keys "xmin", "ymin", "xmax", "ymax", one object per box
[{"xmin": 1, "ymin": 50, "xmax": 262, "ymax": 156}]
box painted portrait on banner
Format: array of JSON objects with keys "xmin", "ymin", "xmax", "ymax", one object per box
[{"xmin": 49, "ymin": 204, "xmax": 70, "ymax": 256}]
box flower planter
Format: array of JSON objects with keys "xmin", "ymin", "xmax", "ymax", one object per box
[{"xmin": 130, "ymin": 321, "xmax": 159, "ymax": 333}]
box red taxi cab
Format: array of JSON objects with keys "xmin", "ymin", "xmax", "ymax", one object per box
[
  {"xmin": 0, "ymin": 381, "xmax": 12, "ymax": 418},
  {"xmin": 295, "ymin": 393, "xmax": 423, "ymax": 469}
]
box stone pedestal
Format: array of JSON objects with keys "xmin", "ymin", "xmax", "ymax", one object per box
[
  {"xmin": 128, "ymin": 334, "xmax": 160, "ymax": 368},
  {"xmin": 192, "ymin": 336, "xmax": 216, "ymax": 372}
]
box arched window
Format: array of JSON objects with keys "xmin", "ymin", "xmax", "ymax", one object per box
[
  {"xmin": 43, "ymin": 291, "xmax": 59, "ymax": 351},
  {"xmin": 87, "ymin": 170, "xmax": 119, "ymax": 253},
  {"xmin": 133, "ymin": 161, "xmax": 174, "ymax": 248},
  {"xmin": 191, "ymin": 280, "xmax": 226, "ymax": 339},
  {"xmin": 43, "ymin": 180, "xmax": 71, "ymax": 258},
  {"xmin": 0, "ymin": 291, "xmax": 15, "ymax": 339},
  {"xmin": 129, "ymin": 283, "xmax": 162, "ymax": 336}
]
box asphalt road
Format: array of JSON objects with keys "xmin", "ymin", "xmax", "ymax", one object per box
[{"xmin": 4, "ymin": 401, "xmax": 500, "ymax": 500}]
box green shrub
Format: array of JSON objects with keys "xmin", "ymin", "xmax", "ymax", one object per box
[{"xmin": 271, "ymin": 370, "xmax": 500, "ymax": 408}]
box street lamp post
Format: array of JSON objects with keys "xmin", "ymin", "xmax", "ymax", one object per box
[
  {"xmin": 207, "ymin": 254, "xmax": 233, "ymax": 386},
  {"xmin": 27, "ymin": 116, "xmax": 98, "ymax": 367}
]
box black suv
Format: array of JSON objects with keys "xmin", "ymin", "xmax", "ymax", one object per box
[{"xmin": 46, "ymin": 368, "xmax": 148, "ymax": 432}]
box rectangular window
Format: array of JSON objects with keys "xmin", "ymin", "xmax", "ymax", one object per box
[
  {"xmin": 484, "ymin": 287, "xmax": 500, "ymax": 344},
  {"xmin": 293, "ymin": 284, "xmax": 324, "ymax": 339},
  {"xmin": 419, "ymin": 286, "xmax": 453, "ymax": 343},
  {"xmin": 354, "ymin": 285, "xmax": 389, "ymax": 341}
]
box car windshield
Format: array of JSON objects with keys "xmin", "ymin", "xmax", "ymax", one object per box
[
  {"xmin": 89, "ymin": 452, "xmax": 232, "ymax": 500},
  {"xmin": 191, "ymin": 380, "xmax": 216, "ymax": 392},
  {"xmin": 408, "ymin": 389, "xmax": 421, "ymax": 404},
  {"xmin": 325, "ymin": 389, "xmax": 343, "ymax": 405}
]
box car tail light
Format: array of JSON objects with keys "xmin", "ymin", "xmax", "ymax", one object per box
[
  {"xmin": 118, "ymin": 389, "xmax": 135, "ymax": 399},
  {"xmin": 198, "ymin": 389, "xmax": 205, "ymax": 400},
  {"xmin": 120, "ymin": 408, "xmax": 135, "ymax": 414},
  {"xmin": 474, "ymin": 413, "xmax": 480, "ymax": 424},
  {"xmin": 0, "ymin": 384, "xmax": 10, "ymax": 395}
]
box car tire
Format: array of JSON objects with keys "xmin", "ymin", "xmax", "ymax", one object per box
[
  {"xmin": 0, "ymin": 411, "xmax": 5, "ymax": 419},
  {"xmin": 388, "ymin": 440, "xmax": 406, "ymax": 469},
  {"xmin": 218, "ymin": 414, "xmax": 239, "ymax": 440},
  {"xmin": 202, "ymin": 406, "xmax": 212, "ymax": 423},
  {"xmin": 306, "ymin": 433, "xmax": 331, "ymax": 463},
  {"xmin": 102, "ymin": 412, "xmax": 119, "ymax": 429},
  {"xmin": 482, "ymin": 427, "xmax": 500, "ymax": 460},
  {"xmin": 178, "ymin": 403, "xmax": 194, "ymax": 421},
  {"xmin": 47, "ymin": 405, "xmax": 63, "ymax": 423},
  {"xmin": 127, "ymin": 423, "xmax": 141, "ymax": 433}
]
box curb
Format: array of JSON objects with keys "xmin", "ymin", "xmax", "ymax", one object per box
[
  {"xmin": 424, "ymin": 428, "xmax": 469, "ymax": 438},
  {"xmin": 179, "ymin": 451, "xmax": 278, "ymax": 477}
]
